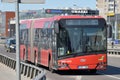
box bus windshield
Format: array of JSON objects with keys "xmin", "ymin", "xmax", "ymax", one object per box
[{"xmin": 57, "ymin": 22, "xmax": 107, "ymax": 57}]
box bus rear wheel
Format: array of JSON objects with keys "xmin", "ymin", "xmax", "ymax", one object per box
[{"xmin": 34, "ymin": 56, "xmax": 38, "ymax": 66}]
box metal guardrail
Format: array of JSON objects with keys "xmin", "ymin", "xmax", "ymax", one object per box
[
  {"xmin": 107, "ymin": 49, "xmax": 120, "ymax": 55},
  {"xmin": 107, "ymin": 44, "xmax": 120, "ymax": 55},
  {"xmin": 0, "ymin": 53, "xmax": 46, "ymax": 80}
]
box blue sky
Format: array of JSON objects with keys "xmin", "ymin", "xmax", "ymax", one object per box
[{"xmin": 0, "ymin": 0, "xmax": 96, "ymax": 11}]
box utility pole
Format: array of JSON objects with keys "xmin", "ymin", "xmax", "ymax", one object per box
[
  {"xmin": 1, "ymin": 0, "xmax": 45, "ymax": 80},
  {"xmin": 114, "ymin": 0, "xmax": 118, "ymax": 40},
  {"xmin": 15, "ymin": 0, "xmax": 21, "ymax": 80}
]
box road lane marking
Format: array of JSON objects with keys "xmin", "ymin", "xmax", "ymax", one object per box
[
  {"xmin": 99, "ymin": 72, "xmax": 120, "ymax": 80},
  {"xmin": 108, "ymin": 55, "xmax": 120, "ymax": 58},
  {"xmin": 75, "ymin": 76, "xmax": 82, "ymax": 80}
]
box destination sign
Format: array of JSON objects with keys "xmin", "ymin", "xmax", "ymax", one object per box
[
  {"xmin": 71, "ymin": 10, "xmax": 88, "ymax": 13},
  {"xmin": 45, "ymin": 9, "xmax": 98, "ymax": 15},
  {"xmin": 66, "ymin": 20, "xmax": 98, "ymax": 26}
]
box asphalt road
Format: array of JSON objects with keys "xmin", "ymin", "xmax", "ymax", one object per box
[{"xmin": 0, "ymin": 44, "xmax": 120, "ymax": 80}]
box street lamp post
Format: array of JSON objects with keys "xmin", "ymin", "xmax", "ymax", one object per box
[
  {"xmin": 114, "ymin": 0, "xmax": 118, "ymax": 40},
  {"xmin": 15, "ymin": 0, "xmax": 21, "ymax": 80},
  {"xmin": 1, "ymin": 0, "xmax": 45, "ymax": 80}
]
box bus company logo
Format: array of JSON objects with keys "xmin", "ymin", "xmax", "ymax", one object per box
[
  {"xmin": 98, "ymin": 56, "xmax": 104, "ymax": 61},
  {"xmin": 80, "ymin": 59, "xmax": 86, "ymax": 62}
]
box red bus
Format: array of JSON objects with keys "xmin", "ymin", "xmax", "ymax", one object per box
[{"xmin": 20, "ymin": 15, "xmax": 107, "ymax": 73}]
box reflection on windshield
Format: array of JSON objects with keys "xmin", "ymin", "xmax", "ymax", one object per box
[{"xmin": 57, "ymin": 27, "xmax": 106, "ymax": 56}]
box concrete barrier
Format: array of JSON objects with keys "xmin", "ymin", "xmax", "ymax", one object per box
[{"xmin": 0, "ymin": 53, "xmax": 46, "ymax": 80}]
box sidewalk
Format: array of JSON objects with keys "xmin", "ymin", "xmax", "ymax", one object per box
[{"xmin": 0, "ymin": 62, "xmax": 31, "ymax": 80}]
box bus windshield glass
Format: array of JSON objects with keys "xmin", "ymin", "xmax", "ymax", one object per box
[{"xmin": 57, "ymin": 19, "xmax": 107, "ymax": 57}]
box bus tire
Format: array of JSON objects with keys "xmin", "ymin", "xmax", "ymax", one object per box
[
  {"xmin": 23, "ymin": 49, "xmax": 28, "ymax": 63},
  {"xmin": 34, "ymin": 54, "xmax": 38, "ymax": 66},
  {"xmin": 6, "ymin": 49, "xmax": 8, "ymax": 52},
  {"xmin": 23, "ymin": 53, "xmax": 26, "ymax": 62},
  {"xmin": 89, "ymin": 69, "xmax": 97, "ymax": 74},
  {"xmin": 7, "ymin": 48, "xmax": 11, "ymax": 53}
]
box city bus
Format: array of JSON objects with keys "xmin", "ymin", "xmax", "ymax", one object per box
[{"xmin": 20, "ymin": 15, "xmax": 107, "ymax": 73}]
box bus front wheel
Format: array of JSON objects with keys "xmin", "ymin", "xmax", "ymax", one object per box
[{"xmin": 89, "ymin": 69, "xmax": 97, "ymax": 74}]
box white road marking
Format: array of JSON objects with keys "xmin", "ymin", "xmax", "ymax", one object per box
[
  {"xmin": 99, "ymin": 72, "xmax": 120, "ymax": 80},
  {"xmin": 75, "ymin": 76, "xmax": 82, "ymax": 80},
  {"xmin": 108, "ymin": 55, "xmax": 120, "ymax": 58}
]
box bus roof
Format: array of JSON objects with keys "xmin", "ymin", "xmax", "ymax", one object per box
[
  {"xmin": 20, "ymin": 15, "xmax": 105, "ymax": 28},
  {"xmin": 52, "ymin": 15, "xmax": 104, "ymax": 20}
]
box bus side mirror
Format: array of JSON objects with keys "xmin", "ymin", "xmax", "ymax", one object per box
[{"xmin": 54, "ymin": 21, "xmax": 59, "ymax": 33}]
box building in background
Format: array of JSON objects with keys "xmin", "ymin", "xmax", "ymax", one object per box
[
  {"xmin": 0, "ymin": 11, "xmax": 15, "ymax": 37},
  {"xmin": 0, "ymin": 11, "xmax": 2, "ymax": 36},
  {"xmin": 96, "ymin": 0, "xmax": 120, "ymax": 19},
  {"xmin": 96, "ymin": 0, "xmax": 120, "ymax": 39},
  {"xmin": 19, "ymin": 8, "xmax": 99, "ymax": 20}
]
